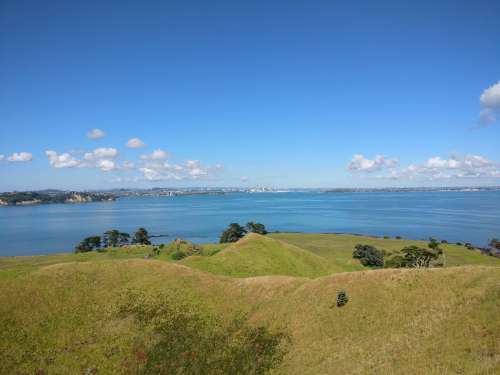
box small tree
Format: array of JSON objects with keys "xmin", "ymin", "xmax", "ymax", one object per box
[
  {"xmin": 103, "ymin": 229, "xmax": 120, "ymax": 248},
  {"xmin": 245, "ymin": 222, "xmax": 268, "ymax": 235},
  {"xmin": 75, "ymin": 236, "xmax": 101, "ymax": 253},
  {"xmin": 220, "ymin": 223, "xmax": 247, "ymax": 243},
  {"xmin": 400, "ymin": 245, "xmax": 441, "ymax": 268},
  {"xmin": 336, "ymin": 290, "xmax": 349, "ymax": 307},
  {"xmin": 352, "ymin": 244, "xmax": 384, "ymax": 267},
  {"xmin": 132, "ymin": 228, "xmax": 151, "ymax": 245},
  {"xmin": 118, "ymin": 232, "xmax": 130, "ymax": 246}
]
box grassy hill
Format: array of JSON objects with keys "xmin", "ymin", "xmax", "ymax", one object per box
[
  {"xmin": 1, "ymin": 232, "xmax": 499, "ymax": 374},
  {"xmin": 180, "ymin": 233, "xmax": 331, "ymax": 277}
]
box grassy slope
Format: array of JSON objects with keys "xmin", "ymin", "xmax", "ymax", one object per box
[
  {"xmin": 1, "ymin": 233, "xmax": 499, "ymax": 374},
  {"xmin": 0, "ymin": 260, "xmax": 498, "ymax": 374},
  {"xmin": 270, "ymin": 232, "xmax": 500, "ymax": 269},
  {"xmin": 181, "ymin": 233, "xmax": 331, "ymax": 277}
]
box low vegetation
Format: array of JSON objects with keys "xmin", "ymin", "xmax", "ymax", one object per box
[{"xmin": 352, "ymin": 244, "xmax": 384, "ymax": 267}]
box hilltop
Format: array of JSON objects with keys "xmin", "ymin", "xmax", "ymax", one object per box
[{"xmin": 0, "ymin": 233, "xmax": 499, "ymax": 374}]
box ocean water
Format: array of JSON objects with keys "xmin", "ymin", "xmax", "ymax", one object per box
[{"xmin": 0, "ymin": 191, "xmax": 499, "ymax": 256}]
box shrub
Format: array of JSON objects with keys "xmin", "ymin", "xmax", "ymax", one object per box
[
  {"xmin": 395, "ymin": 236, "xmax": 401, "ymax": 240},
  {"xmin": 441, "ymin": 239, "xmax": 448, "ymax": 244},
  {"xmin": 383, "ymin": 235, "xmax": 390, "ymax": 239},
  {"xmin": 166, "ymin": 239, "xmax": 201, "ymax": 260},
  {"xmin": 384, "ymin": 255, "xmax": 405, "ymax": 268},
  {"xmin": 220, "ymin": 223, "xmax": 247, "ymax": 243},
  {"xmin": 336, "ymin": 290, "xmax": 349, "ymax": 307},
  {"xmin": 245, "ymin": 222, "xmax": 268, "ymax": 235},
  {"xmin": 456, "ymin": 242, "xmax": 462, "ymax": 246},
  {"xmin": 352, "ymin": 244, "xmax": 385, "ymax": 267},
  {"xmin": 171, "ymin": 250, "xmax": 187, "ymax": 260}
]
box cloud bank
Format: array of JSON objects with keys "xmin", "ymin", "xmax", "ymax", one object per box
[
  {"xmin": 349, "ymin": 153, "xmax": 500, "ymax": 180},
  {"xmin": 7, "ymin": 152, "xmax": 33, "ymax": 162},
  {"xmin": 348, "ymin": 154, "xmax": 398, "ymax": 172}
]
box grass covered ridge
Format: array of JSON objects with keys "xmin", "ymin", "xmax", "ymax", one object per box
[
  {"xmin": 0, "ymin": 232, "xmax": 499, "ymax": 374},
  {"xmin": 181, "ymin": 233, "xmax": 331, "ymax": 278}
]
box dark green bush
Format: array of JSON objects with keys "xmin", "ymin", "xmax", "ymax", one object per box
[
  {"xmin": 352, "ymin": 244, "xmax": 385, "ymax": 267},
  {"xmin": 220, "ymin": 223, "xmax": 248, "ymax": 243},
  {"xmin": 171, "ymin": 250, "xmax": 187, "ymax": 260},
  {"xmin": 336, "ymin": 290, "xmax": 349, "ymax": 307}
]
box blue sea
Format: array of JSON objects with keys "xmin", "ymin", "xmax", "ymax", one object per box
[{"xmin": 1, "ymin": 191, "xmax": 499, "ymax": 256}]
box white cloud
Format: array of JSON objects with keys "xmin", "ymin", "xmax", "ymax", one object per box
[
  {"xmin": 140, "ymin": 149, "xmax": 170, "ymax": 160},
  {"xmin": 138, "ymin": 158, "xmax": 222, "ymax": 181},
  {"xmin": 0, "ymin": 155, "xmax": 4, "ymax": 161},
  {"xmin": 7, "ymin": 152, "xmax": 33, "ymax": 162},
  {"xmin": 371, "ymin": 154, "xmax": 500, "ymax": 180},
  {"xmin": 87, "ymin": 128, "xmax": 106, "ymax": 139},
  {"xmin": 46, "ymin": 151, "xmax": 80, "ymax": 168},
  {"xmin": 96, "ymin": 159, "xmax": 116, "ymax": 172},
  {"xmin": 240, "ymin": 176, "xmax": 249, "ymax": 182},
  {"xmin": 479, "ymin": 81, "xmax": 500, "ymax": 125},
  {"xmin": 348, "ymin": 154, "xmax": 398, "ymax": 172},
  {"xmin": 126, "ymin": 138, "xmax": 146, "ymax": 148},
  {"xmin": 84, "ymin": 147, "xmax": 119, "ymax": 160},
  {"xmin": 46, "ymin": 147, "xmax": 123, "ymax": 172}
]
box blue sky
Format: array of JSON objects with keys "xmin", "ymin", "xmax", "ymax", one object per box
[{"xmin": 1, "ymin": 0, "xmax": 499, "ymax": 191}]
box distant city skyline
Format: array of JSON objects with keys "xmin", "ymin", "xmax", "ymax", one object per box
[{"xmin": 1, "ymin": 0, "xmax": 499, "ymax": 190}]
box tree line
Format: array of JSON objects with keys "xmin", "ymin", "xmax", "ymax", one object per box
[{"xmin": 75, "ymin": 227, "xmax": 151, "ymax": 252}]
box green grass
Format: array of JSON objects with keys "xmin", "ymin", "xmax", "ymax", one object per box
[
  {"xmin": 0, "ymin": 232, "xmax": 499, "ymax": 374},
  {"xmin": 181, "ymin": 233, "xmax": 331, "ymax": 277},
  {"xmin": 269, "ymin": 232, "xmax": 500, "ymax": 270}
]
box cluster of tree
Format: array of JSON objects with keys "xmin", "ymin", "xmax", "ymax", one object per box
[
  {"xmin": 219, "ymin": 222, "xmax": 268, "ymax": 243},
  {"xmin": 75, "ymin": 227, "xmax": 151, "ymax": 253},
  {"xmin": 353, "ymin": 238, "xmax": 445, "ymax": 269}
]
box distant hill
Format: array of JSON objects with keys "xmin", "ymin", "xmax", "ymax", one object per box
[{"xmin": 0, "ymin": 191, "xmax": 115, "ymax": 206}]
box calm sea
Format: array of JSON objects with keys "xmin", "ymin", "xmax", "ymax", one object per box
[{"xmin": 0, "ymin": 191, "xmax": 499, "ymax": 256}]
